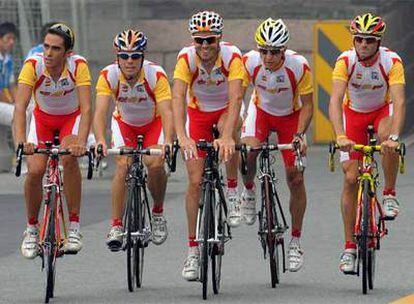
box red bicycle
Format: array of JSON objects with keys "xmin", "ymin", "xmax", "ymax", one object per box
[{"xmin": 16, "ymin": 135, "xmax": 94, "ymax": 303}]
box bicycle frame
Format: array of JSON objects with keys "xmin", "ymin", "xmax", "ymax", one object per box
[
  {"xmin": 195, "ymin": 144, "xmax": 229, "ymax": 247},
  {"xmin": 39, "ymin": 150, "xmax": 67, "ymax": 256},
  {"xmin": 354, "ymin": 146, "xmax": 386, "ymax": 250}
]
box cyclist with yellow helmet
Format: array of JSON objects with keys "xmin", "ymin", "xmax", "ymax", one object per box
[
  {"xmin": 329, "ymin": 13, "xmax": 406, "ymax": 274},
  {"xmin": 241, "ymin": 18, "xmax": 314, "ymax": 272},
  {"xmin": 14, "ymin": 23, "xmax": 92, "ymax": 258},
  {"xmin": 172, "ymin": 11, "xmax": 245, "ymax": 281},
  {"xmin": 93, "ymin": 29, "xmax": 174, "ymax": 250}
]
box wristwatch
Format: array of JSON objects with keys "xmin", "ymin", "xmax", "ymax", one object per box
[{"xmin": 388, "ymin": 134, "xmax": 399, "ymax": 142}]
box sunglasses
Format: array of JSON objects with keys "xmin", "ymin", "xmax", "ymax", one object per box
[
  {"xmin": 258, "ymin": 48, "xmax": 283, "ymax": 56},
  {"xmin": 117, "ymin": 52, "xmax": 143, "ymax": 60},
  {"xmin": 193, "ymin": 36, "xmax": 218, "ymax": 45},
  {"xmin": 354, "ymin": 36, "xmax": 379, "ymax": 44}
]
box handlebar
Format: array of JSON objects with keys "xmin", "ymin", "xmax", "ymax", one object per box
[
  {"xmin": 328, "ymin": 141, "xmax": 406, "ymax": 173},
  {"xmin": 96, "ymin": 141, "xmax": 179, "ymax": 173},
  {"xmin": 15, "ymin": 143, "xmax": 95, "ymax": 179}
]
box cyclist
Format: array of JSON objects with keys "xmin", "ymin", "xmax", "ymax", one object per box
[
  {"xmin": 13, "ymin": 23, "xmax": 92, "ymax": 258},
  {"xmin": 26, "ymin": 22, "xmax": 57, "ymax": 58},
  {"xmin": 94, "ymin": 29, "xmax": 173, "ymax": 250},
  {"xmin": 329, "ymin": 13, "xmax": 406, "ymax": 274},
  {"xmin": 173, "ymin": 11, "xmax": 245, "ymax": 280},
  {"xmin": 241, "ymin": 18, "xmax": 313, "ymax": 272}
]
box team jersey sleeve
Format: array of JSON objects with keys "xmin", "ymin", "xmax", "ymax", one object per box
[
  {"xmin": 75, "ymin": 61, "xmax": 91, "ymax": 87},
  {"xmin": 17, "ymin": 61, "xmax": 37, "ymax": 87},
  {"xmin": 332, "ymin": 58, "xmax": 349, "ymax": 82},
  {"xmin": 95, "ymin": 72, "xmax": 113, "ymax": 96},
  {"xmin": 228, "ymin": 55, "xmax": 245, "ymax": 82},
  {"xmin": 297, "ymin": 67, "xmax": 313, "ymax": 95},
  {"xmin": 154, "ymin": 73, "xmax": 172, "ymax": 103},
  {"xmin": 388, "ymin": 60, "xmax": 405, "ymax": 86},
  {"xmin": 173, "ymin": 55, "xmax": 192, "ymax": 84}
]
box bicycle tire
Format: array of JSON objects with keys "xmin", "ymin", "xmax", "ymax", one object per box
[
  {"xmin": 126, "ymin": 187, "xmax": 137, "ymax": 292},
  {"xmin": 212, "ymin": 189, "xmax": 223, "ymax": 294},
  {"xmin": 200, "ymin": 184, "xmax": 212, "ymax": 300},
  {"xmin": 360, "ymin": 179, "xmax": 371, "ymax": 295},
  {"xmin": 44, "ymin": 186, "xmax": 57, "ymax": 303},
  {"xmin": 135, "ymin": 187, "xmax": 145, "ymax": 288},
  {"xmin": 264, "ymin": 176, "xmax": 277, "ymax": 288},
  {"xmin": 368, "ymin": 248, "xmax": 375, "ymax": 290}
]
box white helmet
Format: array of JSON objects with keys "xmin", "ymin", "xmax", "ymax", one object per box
[
  {"xmin": 188, "ymin": 11, "xmax": 223, "ymax": 34},
  {"xmin": 255, "ymin": 18, "xmax": 289, "ymax": 48}
]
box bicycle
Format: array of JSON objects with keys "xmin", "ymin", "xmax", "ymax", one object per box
[
  {"xmin": 15, "ymin": 135, "xmax": 94, "ymax": 303},
  {"xmin": 240, "ymin": 140, "xmax": 303, "ymax": 288},
  {"xmin": 96, "ymin": 136, "xmax": 178, "ymax": 292},
  {"xmin": 192, "ymin": 126, "xmax": 247, "ymax": 300},
  {"xmin": 328, "ymin": 125, "xmax": 405, "ymax": 294}
]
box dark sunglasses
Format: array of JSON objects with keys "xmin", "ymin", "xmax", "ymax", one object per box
[
  {"xmin": 354, "ymin": 36, "xmax": 378, "ymax": 44},
  {"xmin": 258, "ymin": 48, "xmax": 283, "ymax": 56},
  {"xmin": 193, "ymin": 36, "xmax": 218, "ymax": 45},
  {"xmin": 117, "ymin": 52, "xmax": 143, "ymax": 60}
]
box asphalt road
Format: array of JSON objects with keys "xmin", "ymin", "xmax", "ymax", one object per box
[{"xmin": 0, "ymin": 146, "xmax": 413, "ymax": 303}]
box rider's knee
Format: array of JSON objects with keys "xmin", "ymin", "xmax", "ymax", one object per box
[
  {"xmin": 61, "ymin": 156, "xmax": 78, "ymax": 171},
  {"xmin": 146, "ymin": 157, "xmax": 164, "ymax": 172},
  {"xmin": 287, "ymin": 171, "xmax": 304, "ymax": 188},
  {"xmin": 344, "ymin": 170, "xmax": 358, "ymax": 186}
]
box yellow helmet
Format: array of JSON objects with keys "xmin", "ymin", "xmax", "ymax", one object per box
[
  {"xmin": 350, "ymin": 13, "xmax": 386, "ymax": 38},
  {"xmin": 255, "ymin": 18, "xmax": 289, "ymax": 48}
]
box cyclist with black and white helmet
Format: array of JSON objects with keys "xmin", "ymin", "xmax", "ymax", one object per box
[
  {"xmin": 173, "ymin": 10, "xmax": 245, "ymax": 281},
  {"xmin": 241, "ymin": 18, "xmax": 314, "ymax": 272}
]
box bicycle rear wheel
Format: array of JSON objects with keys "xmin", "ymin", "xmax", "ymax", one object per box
[
  {"xmin": 264, "ymin": 176, "xmax": 278, "ymax": 288},
  {"xmin": 126, "ymin": 187, "xmax": 137, "ymax": 292},
  {"xmin": 212, "ymin": 189, "xmax": 223, "ymax": 294},
  {"xmin": 44, "ymin": 186, "xmax": 57, "ymax": 303},
  {"xmin": 359, "ymin": 179, "xmax": 371, "ymax": 295}
]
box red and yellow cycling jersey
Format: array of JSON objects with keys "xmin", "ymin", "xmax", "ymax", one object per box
[
  {"xmin": 332, "ymin": 47, "xmax": 405, "ymax": 113},
  {"xmin": 243, "ymin": 49, "xmax": 313, "ymax": 116},
  {"xmin": 96, "ymin": 60, "xmax": 171, "ymax": 127},
  {"xmin": 18, "ymin": 53, "xmax": 91, "ymax": 115},
  {"xmin": 173, "ymin": 41, "xmax": 245, "ymax": 112}
]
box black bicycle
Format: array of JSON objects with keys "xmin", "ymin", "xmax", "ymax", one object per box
[
  {"xmin": 15, "ymin": 134, "xmax": 94, "ymax": 303},
  {"xmin": 97, "ymin": 136, "xmax": 178, "ymax": 292},
  {"xmin": 240, "ymin": 141, "xmax": 303, "ymax": 288}
]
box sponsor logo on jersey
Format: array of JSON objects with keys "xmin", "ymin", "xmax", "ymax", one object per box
[
  {"xmin": 371, "ymin": 71, "xmax": 379, "ymax": 80},
  {"xmin": 276, "ymin": 75, "xmax": 285, "ymax": 83}
]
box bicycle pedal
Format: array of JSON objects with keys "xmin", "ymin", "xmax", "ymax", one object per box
[
  {"xmin": 64, "ymin": 250, "xmax": 78, "ymax": 255},
  {"xmin": 343, "ymin": 271, "xmax": 358, "ymax": 276},
  {"xmin": 382, "ymin": 216, "xmax": 396, "ymax": 221}
]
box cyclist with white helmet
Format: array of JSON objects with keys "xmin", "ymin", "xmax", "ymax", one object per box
[
  {"xmin": 329, "ymin": 13, "xmax": 405, "ymax": 274},
  {"xmin": 93, "ymin": 29, "xmax": 174, "ymax": 250},
  {"xmin": 173, "ymin": 11, "xmax": 245, "ymax": 281},
  {"xmin": 14, "ymin": 23, "xmax": 92, "ymax": 258},
  {"xmin": 241, "ymin": 18, "xmax": 314, "ymax": 272}
]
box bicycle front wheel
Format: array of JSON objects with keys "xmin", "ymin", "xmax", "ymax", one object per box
[
  {"xmin": 263, "ymin": 176, "xmax": 278, "ymax": 288},
  {"xmin": 135, "ymin": 187, "xmax": 146, "ymax": 288},
  {"xmin": 212, "ymin": 189, "xmax": 223, "ymax": 294},
  {"xmin": 44, "ymin": 186, "xmax": 57, "ymax": 303},
  {"xmin": 126, "ymin": 187, "xmax": 138, "ymax": 292},
  {"xmin": 359, "ymin": 179, "xmax": 371, "ymax": 295},
  {"xmin": 199, "ymin": 183, "xmax": 213, "ymax": 300}
]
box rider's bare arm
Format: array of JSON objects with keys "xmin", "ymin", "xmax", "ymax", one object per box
[
  {"xmin": 158, "ymin": 100, "xmax": 174, "ymax": 144},
  {"xmin": 172, "ymin": 79, "xmax": 188, "ymax": 141},
  {"xmin": 389, "ymin": 84, "xmax": 405, "ymax": 136},
  {"xmin": 297, "ymin": 93, "xmax": 313, "ymax": 134},
  {"xmin": 76, "ymin": 85, "xmax": 92, "ymax": 145},
  {"xmin": 12, "ymin": 83, "xmax": 32, "ymax": 145},
  {"xmin": 221, "ymin": 79, "xmax": 243, "ymax": 139},
  {"xmin": 329, "ymin": 79, "xmax": 347, "ymax": 137},
  {"xmin": 93, "ymin": 94, "xmax": 111, "ymax": 144}
]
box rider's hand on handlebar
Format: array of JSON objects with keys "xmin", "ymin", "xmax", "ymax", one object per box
[
  {"xmin": 96, "ymin": 141, "xmax": 108, "ymax": 157},
  {"xmin": 68, "ymin": 140, "xmax": 87, "ymax": 157},
  {"xmin": 381, "ymin": 139, "xmax": 399, "ymax": 155},
  {"xmin": 214, "ymin": 136, "xmax": 235, "ymax": 163},
  {"xmin": 22, "ymin": 142, "xmax": 35, "ymax": 155},
  {"xmin": 292, "ymin": 133, "xmax": 307, "ymax": 154},
  {"xmin": 162, "ymin": 142, "xmax": 173, "ymax": 160},
  {"xmin": 336, "ymin": 135, "xmax": 355, "ymax": 152},
  {"xmin": 180, "ymin": 136, "xmax": 198, "ymax": 161}
]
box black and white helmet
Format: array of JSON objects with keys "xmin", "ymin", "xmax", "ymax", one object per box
[
  {"xmin": 255, "ymin": 18, "xmax": 290, "ymax": 48},
  {"xmin": 188, "ymin": 11, "xmax": 223, "ymax": 34}
]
